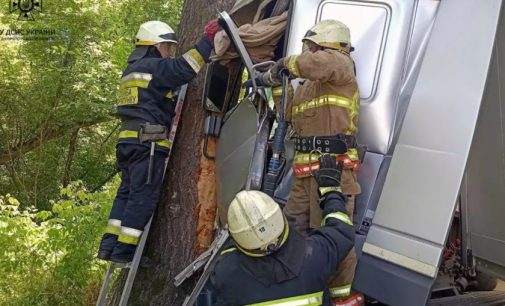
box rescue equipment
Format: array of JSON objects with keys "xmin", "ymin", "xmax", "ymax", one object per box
[
  {"xmin": 117, "ymin": 123, "xmax": 171, "ymax": 184},
  {"xmin": 139, "ymin": 123, "xmax": 169, "ymax": 184},
  {"xmin": 175, "ymin": 229, "xmax": 230, "ymax": 306},
  {"xmin": 293, "ymin": 134, "xmax": 357, "ymax": 154},
  {"xmin": 292, "ymin": 134, "xmax": 360, "ymax": 176},
  {"xmin": 262, "ymin": 74, "xmax": 288, "ymax": 196}
]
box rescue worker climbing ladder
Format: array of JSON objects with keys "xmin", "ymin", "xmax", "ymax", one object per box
[
  {"xmin": 256, "ymin": 19, "xmax": 362, "ymax": 301},
  {"xmin": 97, "ymin": 19, "xmax": 221, "ymax": 263}
]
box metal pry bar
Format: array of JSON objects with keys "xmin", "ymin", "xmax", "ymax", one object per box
[
  {"xmin": 180, "ymin": 229, "xmax": 230, "ymax": 306},
  {"xmin": 174, "ymin": 227, "xmax": 230, "ymax": 286},
  {"xmin": 218, "ymin": 11, "xmax": 259, "ymax": 93}
]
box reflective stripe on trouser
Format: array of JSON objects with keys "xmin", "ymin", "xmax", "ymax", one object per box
[
  {"xmin": 284, "ymin": 177, "xmax": 357, "ymax": 295},
  {"xmin": 329, "ymin": 285, "xmax": 351, "ymax": 298},
  {"xmin": 247, "ymin": 291, "xmax": 323, "ymax": 306},
  {"xmin": 293, "ymin": 149, "xmax": 360, "ymax": 177},
  {"xmin": 118, "ymin": 226, "xmax": 143, "ymax": 245},
  {"xmin": 328, "ymin": 196, "xmax": 357, "ymax": 296},
  {"xmin": 105, "ymin": 219, "xmax": 121, "ymax": 235},
  {"xmin": 118, "ymin": 130, "xmax": 173, "ymax": 149},
  {"xmin": 321, "ymin": 211, "xmax": 352, "ymax": 226},
  {"xmin": 106, "ymin": 143, "xmax": 167, "ymax": 245}
]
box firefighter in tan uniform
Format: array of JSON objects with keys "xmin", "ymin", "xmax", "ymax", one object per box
[{"xmin": 257, "ymin": 20, "xmax": 361, "ymax": 302}]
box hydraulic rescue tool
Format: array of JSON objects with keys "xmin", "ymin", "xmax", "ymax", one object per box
[
  {"xmin": 176, "ymin": 229, "xmax": 229, "ymax": 306},
  {"xmin": 174, "ymin": 10, "xmax": 289, "ymax": 305},
  {"xmin": 262, "ymin": 74, "xmax": 288, "ymax": 197}
]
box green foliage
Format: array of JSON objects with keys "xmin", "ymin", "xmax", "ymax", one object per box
[
  {"xmin": 0, "ymin": 1, "xmax": 185, "ymax": 303},
  {"xmin": 0, "ymin": 0, "xmax": 183, "ymax": 209},
  {"xmin": 0, "ymin": 179, "xmax": 117, "ymax": 306}
]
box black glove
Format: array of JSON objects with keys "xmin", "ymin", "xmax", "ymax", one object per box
[
  {"xmin": 243, "ymin": 59, "xmax": 287, "ymax": 88},
  {"xmin": 268, "ymin": 58, "xmax": 287, "ymax": 80},
  {"xmin": 243, "ymin": 75, "xmax": 270, "ymax": 88},
  {"xmin": 313, "ymin": 154, "xmax": 343, "ymax": 197}
]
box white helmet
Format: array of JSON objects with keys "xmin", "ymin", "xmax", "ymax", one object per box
[
  {"xmin": 303, "ymin": 19, "xmax": 352, "ymax": 52},
  {"xmin": 227, "ymin": 190, "xmax": 289, "ymax": 257},
  {"xmin": 135, "ymin": 21, "xmax": 178, "ymax": 46}
]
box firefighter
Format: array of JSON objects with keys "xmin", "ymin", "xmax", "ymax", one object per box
[
  {"xmin": 254, "ymin": 19, "xmax": 361, "ymax": 300},
  {"xmin": 206, "ymin": 155, "xmax": 361, "ymax": 306},
  {"xmin": 97, "ymin": 20, "xmax": 221, "ymax": 263}
]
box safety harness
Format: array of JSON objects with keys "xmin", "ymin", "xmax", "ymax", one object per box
[
  {"xmin": 118, "ymin": 122, "xmax": 172, "ymax": 185},
  {"xmin": 292, "ymin": 134, "xmax": 360, "ymax": 176},
  {"xmin": 118, "ymin": 121, "xmax": 172, "ymax": 150},
  {"xmin": 293, "ymin": 134, "xmax": 356, "ymax": 154}
]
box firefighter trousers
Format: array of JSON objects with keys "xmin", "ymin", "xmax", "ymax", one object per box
[
  {"xmin": 283, "ymin": 175, "xmax": 357, "ymax": 297},
  {"xmin": 106, "ymin": 143, "xmax": 167, "ymax": 245}
]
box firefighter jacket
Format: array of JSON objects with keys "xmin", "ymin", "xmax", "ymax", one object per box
[
  {"xmin": 116, "ymin": 37, "xmax": 212, "ymax": 148},
  {"xmin": 278, "ymin": 49, "xmax": 361, "ymax": 194},
  {"xmin": 207, "ymin": 191, "xmax": 355, "ymax": 306}
]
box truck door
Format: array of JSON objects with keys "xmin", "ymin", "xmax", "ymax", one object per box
[
  {"xmin": 461, "ymin": 8, "xmax": 505, "ymax": 283},
  {"xmin": 285, "ymin": 0, "xmax": 502, "ymax": 305},
  {"xmin": 348, "ymin": 1, "xmax": 503, "ymax": 305}
]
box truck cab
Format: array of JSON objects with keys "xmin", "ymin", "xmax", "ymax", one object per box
[{"xmin": 203, "ymin": 0, "xmax": 505, "ymax": 304}]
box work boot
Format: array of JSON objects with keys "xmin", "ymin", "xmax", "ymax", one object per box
[
  {"xmin": 331, "ymin": 292, "xmax": 365, "ymax": 306},
  {"xmin": 97, "ymin": 233, "xmax": 118, "ymax": 261},
  {"xmin": 110, "ymin": 241, "xmax": 137, "ymax": 263}
]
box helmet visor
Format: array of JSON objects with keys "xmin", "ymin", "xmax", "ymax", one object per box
[{"xmin": 159, "ymin": 32, "xmax": 178, "ymax": 43}]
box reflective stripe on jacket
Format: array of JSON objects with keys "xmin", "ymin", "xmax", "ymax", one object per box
[
  {"xmin": 116, "ymin": 37, "xmax": 212, "ymax": 129},
  {"xmin": 282, "ymin": 49, "xmax": 361, "ymax": 194}
]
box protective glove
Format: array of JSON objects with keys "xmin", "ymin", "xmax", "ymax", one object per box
[
  {"xmin": 313, "ymin": 154, "xmax": 343, "ymax": 197},
  {"xmin": 243, "ymin": 59, "xmax": 287, "ymax": 88},
  {"xmin": 204, "ymin": 19, "xmax": 221, "ymax": 43},
  {"xmin": 243, "ymin": 75, "xmax": 272, "ymax": 88},
  {"xmin": 268, "ymin": 58, "xmax": 287, "ymax": 81}
]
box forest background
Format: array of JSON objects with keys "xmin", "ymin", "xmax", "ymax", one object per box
[{"xmin": 0, "ymin": 0, "xmax": 184, "ymax": 304}]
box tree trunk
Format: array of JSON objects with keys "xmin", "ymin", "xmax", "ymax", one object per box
[{"xmin": 122, "ymin": 0, "xmax": 235, "ymax": 304}]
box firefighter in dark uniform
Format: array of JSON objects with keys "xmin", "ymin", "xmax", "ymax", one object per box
[
  {"xmin": 206, "ymin": 155, "xmax": 361, "ymax": 306},
  {"xmin": 97, "ymin": 20, "xmax": 220, "ymax": 263}
]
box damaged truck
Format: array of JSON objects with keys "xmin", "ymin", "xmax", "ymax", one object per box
[{"xmin": 175, "ymin": 0, "xmax": 505, "ymax": 305}]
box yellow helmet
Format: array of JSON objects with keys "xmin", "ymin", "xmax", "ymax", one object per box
[
  {"xmin": 135, "ymin": 21, "xmax": 178, "ymax": 46},
  {"xmin": 227, "ymin": 190, "xmax": 289, "ymax": 257},
  {"xmin": 302, "ymin": 19, "xmax": 352, "ymax": 52}
]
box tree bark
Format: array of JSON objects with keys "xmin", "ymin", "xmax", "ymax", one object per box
[{"xmin": 123, "ymin": 1, "xmax": 235, "ymax": 304}]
